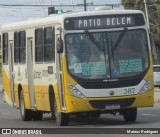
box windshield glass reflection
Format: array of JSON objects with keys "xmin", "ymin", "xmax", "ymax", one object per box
[{"xmin": 66, "ymin": 29, "xmax": 149, "ymax": 80}]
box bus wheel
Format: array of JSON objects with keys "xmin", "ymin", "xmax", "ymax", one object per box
[
  {"xmin": 49, "ymin": 90, "xmax": 55, "ymax": 120},
  {"xmin": 54, "ymin": 99, "xmax": 69, "ymax": 126},
  {"xmin": 122, "ymin": 108, "xmax": 137, "ymax": 122},
  {"xmin": 19, "ymin": 91, "xmax": 32, "ymax": 121},
  {"xmin": 32, "ymin": 111, "xmax": 43, "ymax": 121}
]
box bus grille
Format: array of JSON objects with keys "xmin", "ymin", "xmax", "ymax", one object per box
[
  {"xmin": 79, "ymin": 78, "xmax": 141, "ymax": 89},
  {"xmin": 89, "ymin": 98, "xmax": 135, "ymax": 109}
]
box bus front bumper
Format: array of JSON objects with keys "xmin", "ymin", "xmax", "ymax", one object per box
[{"xmin": 64, "ymin": 90, "xmax": 154, "ymax": 113}]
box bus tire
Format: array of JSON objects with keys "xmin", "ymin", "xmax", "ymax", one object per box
[
  {"xmin": 54, "ymin": 99, "xmax": 69, "ymax": 126},
  {"xmin": 19, "ymin": 91, "xmax": 32, "ymax": 121},
  {"xmin": 32, "ymin": 111, "xmax": 43, "ymax": 121},
  {"xmin": 49, "ymin": 88, "xmax": 55, "ymax": 120},
  {"xmin": 122, "ymin": 108, "xmax": 137, "ymax": 122}
]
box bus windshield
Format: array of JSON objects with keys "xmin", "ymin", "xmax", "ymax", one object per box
[{"xmin": 65, "ymin": 29, "xmax": 149, "ymax": 80}]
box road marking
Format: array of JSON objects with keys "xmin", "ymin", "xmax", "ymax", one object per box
[{"xmin": 141, "ymin": 114, "xmax": 156, "ymax": 116}]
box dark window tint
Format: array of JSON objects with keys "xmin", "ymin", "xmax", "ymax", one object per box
[
  {"xmin": 44, "ymin": 27, "xmax": 55, "ymax": 62},
  {"xmin": 66, "ymin": 30, "xmax": 149, "ymax": 79},
  {"xmin": 14, "ymin": 32, "xmax": 19, "ymax": 63},
  {"xmin": 3, "ymin": 33, "xmax": 8, "ymax": 64},
  {"xmin": 35, "ymin": 28, "xmax": 43, "ymax": 62},
  {"xmin": 19, "ymin": 31, "xmax": 26, "ymax": 63}
]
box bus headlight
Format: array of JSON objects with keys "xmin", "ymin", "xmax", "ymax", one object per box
[
  {"xmin": 139, "ymin": 79, "xmax": 152, "ymax": 94},
  {"xmin": 68, "ymin": 84, "xmax": 85, "ymax": 98}
]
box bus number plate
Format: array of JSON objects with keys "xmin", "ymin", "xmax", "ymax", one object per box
[{"xmin": 105, "ymin": 104, "xmax": 120, "ymax": 110}]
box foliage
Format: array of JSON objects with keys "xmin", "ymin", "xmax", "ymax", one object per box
[{"xmin": 121, "ymin": 0, "xmax": 160, "ymax": 45}]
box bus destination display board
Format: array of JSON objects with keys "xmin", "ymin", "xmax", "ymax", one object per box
[{"xmin": 64, "ymin": 14, "xmax": 145, "ymax": 30}]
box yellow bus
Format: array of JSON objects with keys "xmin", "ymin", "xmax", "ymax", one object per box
[{"xmin": 1, "ymin": 9, "xmax": 154, "ymax": 126}]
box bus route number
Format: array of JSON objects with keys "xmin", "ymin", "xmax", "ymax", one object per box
[{"xmin": 124, "ymin": 88, "xmax": 135, "ymax": 95}]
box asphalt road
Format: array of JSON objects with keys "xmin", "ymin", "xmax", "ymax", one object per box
[
  {"xmin": 0, "ymin": 92, "xmax": 160, "ymax": 137},
  {"xmin": 0, "ymin": 77, "xmax": 160, "ymax": 136},
  {"xmin": 0, "ymin": 92, "xmax": 160, "ymax": 128}
]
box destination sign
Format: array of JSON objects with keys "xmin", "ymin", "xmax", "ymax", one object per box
[{"xmin": 64, "ymin": 14, "xmax": 145, "ymax": 30}]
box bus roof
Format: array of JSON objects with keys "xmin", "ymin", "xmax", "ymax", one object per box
[{"xmin": 1, "ymin": 10, "xmax": 144, "ymax": 32}]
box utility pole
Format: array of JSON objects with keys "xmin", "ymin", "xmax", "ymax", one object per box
[
  {"xmin": 144, "ymin": 0, "xmax": 157, "ymax": 61},
  {"xmin": 84, "ymin": 0, "xmax": 87, "ymax": 11},
  {"xmin": 144, "ymin": 0, "xmax": 150, "ymax": 32}
]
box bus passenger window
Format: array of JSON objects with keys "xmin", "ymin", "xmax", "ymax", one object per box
[
  {"xmin": 14, "ymin": 32, "xmax": 19, "ymax": 64},
  {"xmin": 19, "ymin": 31, "xmax": 26, "ymax": 64},
  {"xmin": 35, "ymin": 28, "xmax": 44, "ymax": 63},
  {"xmin": 44, "ymin": 27, "xmax": 55, "ymax": 62},
  {"xmin": 3, "ymin": 33, "xmax": 8, "ymax": 64}
]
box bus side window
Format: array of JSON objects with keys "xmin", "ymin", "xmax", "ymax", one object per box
[
  {"xmin": 35, "ymin": 28, "xmax": 44, "ymax": 63},
  {"xmin": 44, "ymin": 27, "xmax": 55, "ymax": 62},
  {"xmin": 3, "ymin": 33, "xmax": 8, "ymax": 64},
  {"xmin": 14, "ymin": 32, "xmax": 19, "ymax": 64},
  {"xmin": 19, "ymin": 31, "xmax": 26, "ymax": 64}
]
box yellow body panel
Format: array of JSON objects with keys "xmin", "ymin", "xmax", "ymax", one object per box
[
  {"xmin": 54, "ymin": 84, "xmax": 62, "ymax": 112},
  {"xmin": 34, "ymin": 86, "xmax": 50, "ymax": 111},
  {"xmin": 2, "ymin": 66, "xmax": 52, "ymax": 111},
  {"xmin": 2, "ymin": 67, "xmax": 12, "ymax": 104}
]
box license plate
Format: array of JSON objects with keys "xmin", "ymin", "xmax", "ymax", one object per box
[{"xmin": 105, "ymin": 104, "xmax": 120, "ymax": 110}]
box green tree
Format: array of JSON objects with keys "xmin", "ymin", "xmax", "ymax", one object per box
[
  {"xmin": 122, "ymin": 0, "xmax": 160, "ymax": 63},
  {"xmin": 122, "ymin": 0, "xmax": 160, "ymax": 45}
]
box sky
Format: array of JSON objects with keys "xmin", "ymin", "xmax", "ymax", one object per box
[{"xmin": 0, "ymin": 0, "xmax": 121, "ymax": 27}]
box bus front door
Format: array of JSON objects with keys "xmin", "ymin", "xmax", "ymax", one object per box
[
  {"xmin": 8, "ymin": 40, "xmax": 16, "ymax": 106},
  {"xmin": 55, "ymin": 26, "xmax": 66, "ymax": 111}
]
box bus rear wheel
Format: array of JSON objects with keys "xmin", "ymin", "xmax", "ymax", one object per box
[
  {"xmin": 19, "ymin": 91, "xmax": 32, "ymax": 121},
  {"xmin": 122, "ymin": 108, "xmax": 137, "ymax": 122},
  {"xmin": 54, "ymin": 99, "xmax": 69, "ymax": 126},
  {"xmin": 49, "ymin": 89, "xmax": 56, "ymax": 120}
]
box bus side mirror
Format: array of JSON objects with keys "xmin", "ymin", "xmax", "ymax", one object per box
[{"xmin": 57, "ymin": 37, "xmax": 63, "ymax": 53}]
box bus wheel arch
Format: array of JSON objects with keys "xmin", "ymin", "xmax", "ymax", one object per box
[
  {"xmin": 49, "ymin": 85, "xmax": 56, "ymax": 120},
  {"xmin": 18, "ymin": 84, "xmax": 22, "ymax": 105},
  {"xmin": 53, "ymin": 98, "xmax": 69, "ymax": 126},
  {"xmin": 18, "ymin": 84, "xmax": 32, "ymax": 121},
  {"xmin": 48, "ymin": 85, "xmax": 69, "ymax": 126}
]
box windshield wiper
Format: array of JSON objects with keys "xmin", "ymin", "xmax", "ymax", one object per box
[
  {"xmin": 84, "ymin": 30, "xmax": 104, "ymax": 51},
  {"xmin": 111, "ymin": 28, "xmax": 128, "ymax": 58}
]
